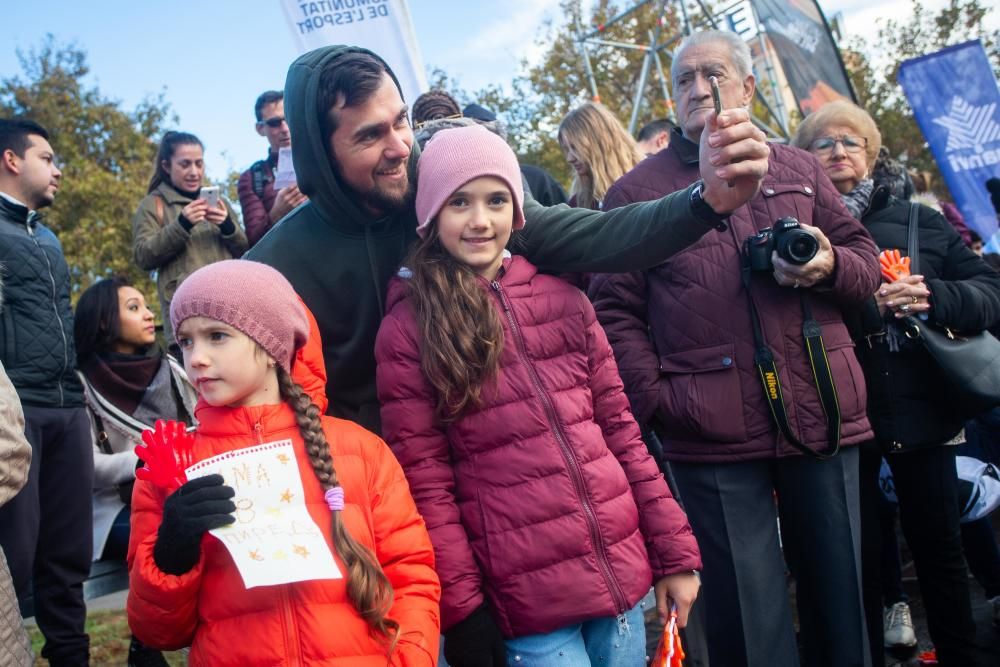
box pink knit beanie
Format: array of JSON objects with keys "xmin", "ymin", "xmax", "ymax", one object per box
[
  {"xmin": 169, "ymin": 260, "xmax": 308, "ymax": 372},
  {"xmin": 414, "ymin": 125, "xmax": 525, "ymax": 239}
]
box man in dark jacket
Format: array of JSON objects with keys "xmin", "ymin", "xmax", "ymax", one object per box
[
  {"xmin": 591, "ymin": 31, "xmax": 879, "ymax": 667},
  {"xmin": 238, "ymin": 90, "xmax": 308, "ymax": 247},
  {"xmin": 246, "ymin": 45, "xmax": 770, "ymax": 437},
  {"xmin": 0, "ymin": 118, "xmax": 93, "ymax": 666}
]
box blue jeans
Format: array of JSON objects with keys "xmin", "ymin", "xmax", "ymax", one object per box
[{"xmin": 504, "ymin": 601, "xmax": 646, "ymax": 667}]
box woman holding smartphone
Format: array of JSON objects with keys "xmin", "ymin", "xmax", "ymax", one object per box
[{"xmin": 132, "ymin": 131, "xmax": 248, "ymax": 347}]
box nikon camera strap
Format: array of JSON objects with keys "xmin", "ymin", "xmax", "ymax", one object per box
[{"xmin": 740, "ymin": 259, "xmax": 842, "ymax": 460}]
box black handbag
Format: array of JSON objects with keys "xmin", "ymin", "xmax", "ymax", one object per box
[{"xmin": 902, "ymin": 202, "xmax": 1000, "ymax": 415}]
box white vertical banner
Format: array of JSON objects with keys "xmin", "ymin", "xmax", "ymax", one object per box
[{"xmin": 280, "ymin": 0, "xmax": 428, "ymax": 106}]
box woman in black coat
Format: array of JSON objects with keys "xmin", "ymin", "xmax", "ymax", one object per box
[{"xmin": 794, "ymin": 100, "xmax": 1000, "ymax": 667}]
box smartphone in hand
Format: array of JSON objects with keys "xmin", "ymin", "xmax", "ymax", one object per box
[
  {"xmin": 709, "ymin": 76, "xmax": 722, "ymax": 116},
  {"xmin": 708, "ymin": 76, "xmax": 735, "ymax": 187},
  {"xmin": 199, "ymin": 186, "xmax": 220, "ymax": 209}
]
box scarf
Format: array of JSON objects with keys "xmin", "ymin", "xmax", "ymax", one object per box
[
  {"xmin": 839, "ymin": 179, "xmax": 875, "ymax": 220},
  {"xmin": 81, "ymin": 351, "xmax": 163, "ymax": 415}
]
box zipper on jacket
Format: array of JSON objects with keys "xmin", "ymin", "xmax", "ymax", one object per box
[
  {"xmin": 489, "ymin": 279, "xmax": 629, "ymax": 614},
  {"xmin": 278, "ymin": 584, "xmax": 303, "ymax": 666},
  {"xmin": 28, "ymin": 220, "xmax": 69, "ymax": 407},
  {"xmin": 247, "ymin": 411, "xmax": 303, "ymax": 664}
]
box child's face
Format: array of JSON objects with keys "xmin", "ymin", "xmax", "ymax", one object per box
[
  {"xmin": 436, "ymin": 176, "xmax": 513, "ymax": 280},
  {"xmin": 176, "ymin": 317, "xmax": 280, "ymax": 408}
]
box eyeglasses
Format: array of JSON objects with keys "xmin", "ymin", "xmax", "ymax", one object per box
[
  {"xmin": 809, "ymin": 135, "xmax": 867, "ymax": 155},
  {"xmin": 259, "ymin": 116, "xmax": 286, "ymax": 129}
]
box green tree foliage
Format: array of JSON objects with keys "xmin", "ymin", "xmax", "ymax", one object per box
[
  {"xmin": 0, "ymin": 37, "xmax": 172, "ymax": 309},
  {"xmin": 843, "ymin": 0, "xmax": 998, "ymax": 189}
]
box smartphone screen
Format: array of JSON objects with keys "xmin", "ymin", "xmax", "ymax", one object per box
[{"xmin": 709, "ymin": 76, "xmax": 723, "ymax": 116}]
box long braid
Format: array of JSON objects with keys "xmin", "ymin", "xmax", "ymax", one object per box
[{"xmin": 277, "ymin": 368, "xmax": 400, "ymax": 647}]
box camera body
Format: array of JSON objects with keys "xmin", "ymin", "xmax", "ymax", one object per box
[{"xmin": 745, "ymin": 217, "xmax": 819, "ymax": 272}]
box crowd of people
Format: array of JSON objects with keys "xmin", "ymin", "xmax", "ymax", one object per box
[{"xmin": 0, "ymin": 27, "xmax": 998, "ymax": 667}]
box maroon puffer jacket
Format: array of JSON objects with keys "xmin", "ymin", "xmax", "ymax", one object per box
[
  {"xmin": 237, "ymin": 154, "xmax": 278, "ymax": 248},
  {"xmin": 590, "ymin": 137, "xmax": 878, "ymax": 463},
  {"xmin": 375, "ymin": 256, "xmax": 700, "ymax": 638}
]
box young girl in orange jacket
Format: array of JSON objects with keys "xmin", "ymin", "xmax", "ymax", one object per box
[{"xmin": 126, "ymin": 260, "xmax": 440, "ymax": 666}]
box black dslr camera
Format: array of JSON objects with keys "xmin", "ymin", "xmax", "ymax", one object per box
[{"xmin": 744, "ymin": 217, "xmax": 819, "ymax": 272}]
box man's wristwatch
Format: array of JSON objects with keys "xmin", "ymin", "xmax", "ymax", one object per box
[{"xmin": 689, "ymin": 180, "xmax": 729, "ymax": 231}]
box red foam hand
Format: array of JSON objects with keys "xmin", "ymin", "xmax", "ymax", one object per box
[
  {"xmin": 134, "ymin": 419, "xmax": 195, "ymax": 492},
  {"xmin": 879, "ymin": 249, "xmax": 911, "ymax": 283}
]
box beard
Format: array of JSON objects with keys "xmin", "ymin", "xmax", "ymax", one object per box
[
  {"xmin": 361, "ymin": 177, "xmax": 414, "ymax": 216},
  {"xmin": 334, "ymin": 160, "xmax": 415, "ymax": 217}
]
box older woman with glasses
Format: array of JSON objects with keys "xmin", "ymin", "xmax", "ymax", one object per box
[{"xmin": 794, "ymin": 100, "xmax": 1000, "ymax": 667}]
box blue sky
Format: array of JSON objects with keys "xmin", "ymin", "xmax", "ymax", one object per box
[{"xmin": 0, "ymin": 0, "xmax": 975, "ymax": 180}]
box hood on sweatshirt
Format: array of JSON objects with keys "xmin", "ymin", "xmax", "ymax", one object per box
[{"xmin": 283, "ymin": 45, "xmax": 421, "ymax": 233}]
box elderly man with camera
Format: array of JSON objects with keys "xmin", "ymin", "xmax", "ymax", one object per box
[{"xmin": 591, "ymin": 30, "xmax": 879, "ymax": 667}]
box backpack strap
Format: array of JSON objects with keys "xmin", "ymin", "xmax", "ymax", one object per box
[
  {"xmin": 250, "ymin": 160, "xmax": 273, "ymax": 199},
  {"xmin": 153, "ymin": 194, "xmax": 165, "ymax": 227}
]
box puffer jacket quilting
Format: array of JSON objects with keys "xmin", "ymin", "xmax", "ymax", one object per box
[
  {"xmin": 376, "ymin": 256, "xmax": 700, "ymax": 638},
  {"xmin": 591, "ymin": 138, "xmax": 879, "ymax": 462},
  {"xmin": 0, "ymin": 196, "xmax": 82, "ymax": 407},
  {"xmin": 127, "ymin": 401, "xmax": 441, "ymax": 666}
]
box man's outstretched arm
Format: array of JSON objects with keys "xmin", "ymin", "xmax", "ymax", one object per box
[{"xmin": 516, "ymin": 109, "xmax": 768, "ymax": 274}]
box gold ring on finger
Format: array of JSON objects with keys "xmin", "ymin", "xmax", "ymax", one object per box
[{"xmin": 911, "ymin": 295, "xmax": 918, "ymax": 304}]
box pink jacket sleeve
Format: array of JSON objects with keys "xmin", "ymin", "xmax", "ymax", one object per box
[
  {"xmin": 580, "ymin": 293, "xmax": 701, "ymax": 577},
  {"xmin": 375, "ymin": 306, "xmax": 485, "ymax": 632}
]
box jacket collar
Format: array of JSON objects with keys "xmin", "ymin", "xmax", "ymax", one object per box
[
  {"xmin": 193, "ymin": 400, "xmax": 299, "ymax": 439},
  {"xmin": 863, "ymin": 184, "xmax": 893, "ymax": 218},
  {"xmin": 155, "ymin": 181, "xmax": 196, "ymax": 206},
  {"xmin": 670, "ymin": 127, "xmax": 700, "ymax": 166},
  {"xmin": 0, "ymin": 192, "xmax": 34, "ymax": 226}
]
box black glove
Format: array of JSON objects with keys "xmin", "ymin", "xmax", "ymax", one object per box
[
  {"xmin": 153, "ymin": 474, "xmax": 236, "ymax": 575},
  {"xmin": 443, "ymin": 604, "xmax": 507, "ymax": 667}
]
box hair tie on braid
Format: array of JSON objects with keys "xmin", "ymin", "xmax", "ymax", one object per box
[
  {"xmin": 275, "ymin": 366, "xmax": 398, "ymax": 647},
  {"xmin": 324, "ymin": 486, "xmax": 344, "ymax": 511}
]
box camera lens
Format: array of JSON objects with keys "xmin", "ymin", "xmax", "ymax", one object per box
[{"xmin": 779, "ymin": 230, "xmax": 819, "ymax": 264}]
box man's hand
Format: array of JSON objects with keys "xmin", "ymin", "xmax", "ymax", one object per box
[
  {"xmin": 269, "ymin": 185, "xmax": 308, "ymax": 223},
  {"xmin": 699, "ymin": 108, "xmax": 769, "ymax": 215},
  {"xmin": 204, "ymin": 200, "xmax": 228, "ymax": 225},
  {"xmin": 874, "ymin": 275, "xmax": 931, "ymax": 318},
  {"xmin": 654, "ymin": 572, "xmax": 701, "ymax": 627},
  {"xmin": 771, "ymin": 223, "xmax": 835, "ymax": 288}
]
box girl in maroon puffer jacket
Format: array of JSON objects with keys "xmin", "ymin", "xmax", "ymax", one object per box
[{"xmin": 375, "ymin": 125, "xmax": 702, "ymax": 667}]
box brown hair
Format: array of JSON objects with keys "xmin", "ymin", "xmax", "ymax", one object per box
[
  {"xmin": 405, "ymin": 226, "xmax": 504, "ymax": 420},
  {"xmin": 276, "ymin": 367, "xmax": 399, "ymax": 647},
  {"xmin": 558, "ymin": 103, "xmax": 643, "ymax": 209},
  {"xmin": 147, "ymin": 131, "xmax": 203, "ymax": 194}
]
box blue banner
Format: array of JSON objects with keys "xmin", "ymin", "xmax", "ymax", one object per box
[{"xmin": 899, "ymin": 40, "xmax": 1000, "ymax": 247}]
